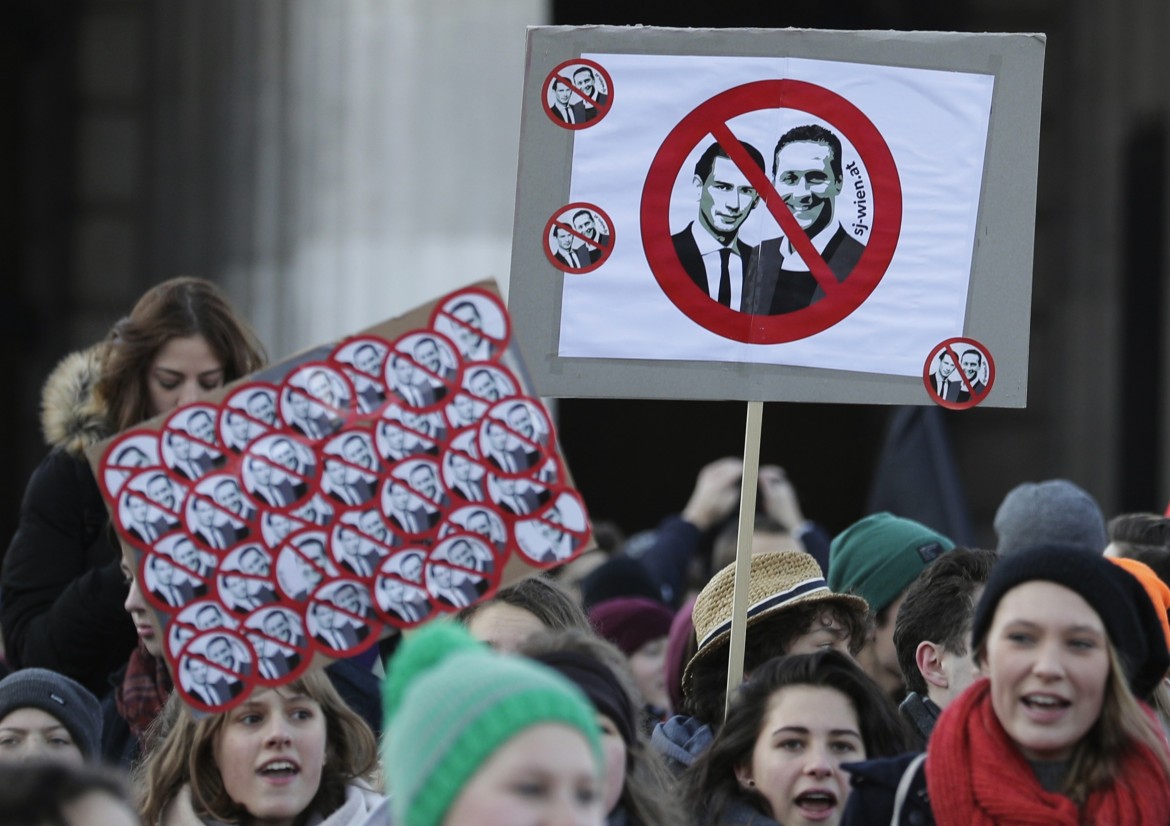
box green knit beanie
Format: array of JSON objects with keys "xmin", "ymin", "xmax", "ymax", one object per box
[
  {"xmin": 828, "ymin": 513, "xmax": 955, "ymax": 614},
  {"xmin": 383, "ymin": 621, "xmax": 603, "ymax": 826}
]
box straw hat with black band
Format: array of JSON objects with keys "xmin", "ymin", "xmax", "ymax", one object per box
[{"xmin": 682, "ymin": 551, "xmax": 869, "ymax": 697}]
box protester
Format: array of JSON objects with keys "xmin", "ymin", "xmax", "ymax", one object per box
[
  {"xmin": 2, "ymin": 277, "xmax": 266, "ymax": 696},
  {"xmin": 456, "ymin": 574, "xmax": 591, "ymax": 653},
  {"xmin": 103, "ymin": 534, "xmax": 171, "ymax": 766},
  {"xmin": 892, "ymin": 547, "xmax": 997, "ymax": 745},
  {"xmin": 0, "ymin": 761, "xmax": 140, "ymax": 826},
  {"xmin": 663, "ymin": 596, "xmax": 697, "ymax": 720},
  {"xmin": 524, "ymin": 629, "xmax": 690, "ymax": 826},
  {"xmin": 383, "ymin": 622, "xmax": 606, "ymax": 826},
  {"xmin": 589, "ymin": 596, "xmax": 676, "ymax": 718},
  {"xmin": 687, "ymin": 651, "xmax": 912, "ymax": 826},
  {"xmin": 632, "ymin": 459, "xmax": 833, "ymax": 609},
  {"xmin": 841, "ymin": 545, "xmax": 1170, "ymax": 825},
  {"xmin": 993, "ymin": 479, "xmax": 1106, "ymax": 557},
  {"xmin": 0, "ymin": 668, "xmax": 103, "ymax": 764},
  {"xmin": 1103, "ymin": 512, "xmax": 1170, "ymax": 563},
  {"xmin": 136, "ymin": 669, "xmax": 384, "ymax": 826},
  {"xmin": 652, "ymin": 551, "xmax": 868, "ymax": 774},
  {"xmin": 829, "ymin": 513, "xmax": 954, "ymax": 700}
]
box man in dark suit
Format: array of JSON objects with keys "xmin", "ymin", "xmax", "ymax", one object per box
[
  {"xmin": 670, "ymin": 140, "xmax": 766, "ymax": 311},
  {"xmin": 248, "ymin": 454, "xmax": 307, "ymax": 508},
  {"xmin": 447, "ymin": 452, "xmax": 486, "ymax": 502},
  {"xmin": 149, "ymin": 555, "xmax": 206, "ymax": 608},
  {"xmin": 408, "ymin": 463, "xmax": 450, "ymax": 510},
  {"xmin": 386, "ymin": 481, "xmax": 440, "ymax": 534},
  {"xmin": 351, "ymin": 344, "xmax": 387, "ymax": 413},
  {"xmin": 124, "ymin": 493, "xmax": 177, "ymax": 544},
  {"xmin": 549, "ymin": 77, "xmax": 587, "ymax": 124},
  {"xmin": 167, "ymin": 431, "xmax": 217, "ymax": 480},
  {"xmin": 495, "ymin": 478, "xmax": 551, "ymax": 516},
  {"xmin": 551, "ymin": 226, "xmax": 589, "ymax": 270},
  {"xmin": 377, "ymin": 577, "xmax": 432, "ymax": 624},
  {"xmin": 484, "ymin": 421, "xmax": 538, "ymax": 474},
  {"xmin": 412, "ymin": 336, "xmax": 457, "ymax": 381},
  {"xmin": 287, "ymin": 388, "xmax": 337, "ymax": 440},
  {"xmin": 191, "ymin": 498, "xmax": 240, "ymax": 550},
  {"xmin": 748, "ymin": 124, "xmax": 866, "ymax": 315},
  {"xmin": 571, "ymin": 209, "xmax": 610, "ymax": 260},
  {"xmin": 172, "ymin": 537, "xmax": 215, "ymax": 579},
  {"xmin": 214, "ymin": 478, "xmax": 256, "ymax": 523},
  {"xmin": 956, "ymin": 350, "xmax": 988, "ymax": 401},
  {"xmin": 930, "ymin": 351, "xmax": 962, "ymax": 402},
  {"xmin": 311, "ymin": 588, "xmax": 371, "ymax": 651},
  {"xmin": 183, "ymin": 657, "xmax": 242, "ymax": 706},
  {"xmin": 323, "ymin": 458, "xmax": 376, "ymax": 507},
  {"xmin": 390, "ymin": 355, "xmax": 446, "ymax": 407},
  {"xmin": 335, "ymin": 526, "xmax": 384, "ymax": 578},
  {"xmin": 572, "ymin": 66, "xmax": 607, "ymax": 119},
  {"xmin": 429, "ymin": 563, "xmax": 485, "ymax": 609}
]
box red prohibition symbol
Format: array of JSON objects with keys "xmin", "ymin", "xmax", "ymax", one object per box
[
  {"xmin": 542, "ymin": 59, "xmax": 614, "ymax": 130},
  {"xmin": 543, "ymin": 202, "xmax": 616, "ymax": 274},
  {"xmin": 642, "ymin": 79, "xmax": 902, "ymax": 344},
  {"xmin": 923, "ymin": 337, "xmax": 995, "ymax": 409}
]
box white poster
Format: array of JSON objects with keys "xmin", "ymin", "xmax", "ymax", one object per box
[{"xmin": 549, "ymin": 54, "xmax": 995, "ymax": 378}]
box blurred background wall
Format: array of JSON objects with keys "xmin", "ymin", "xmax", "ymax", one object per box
[{"xmin": 5, "ymin": 0, "xmax": 1168, "ymax": 551}]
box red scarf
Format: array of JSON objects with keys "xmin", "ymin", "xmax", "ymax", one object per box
[
  {"xmin": 114, "ymin": 644, "xmax": 173, "ymax": 751},
  {"xmin": 927, "ymin": 679, "xmax": 1170, "ymax": 825}
]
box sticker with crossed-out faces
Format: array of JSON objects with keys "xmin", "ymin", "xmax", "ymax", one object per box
[
  {"xmin": 101, "ymin": 430, "xmax": 161, "ymax": 499},
  {"xmin": 373, "ymin": 548, "xmax": 434, "ymax": 628},
  {"xmin": 168, "ymin": 600, "xmax": 238, "ymax": 661},
  {"xmin": 243, "ymin": 605, "xmax": 310, "ymax": 685},
  {"xmin": 306, "ymin": 578, "xmax": 379, "ymax": 657},
  {"xmin": 177, "ymin": 630, "xmax": 253, "ymax": 712},
  {"xmin": 428, "ymin": 288, "xmax": 510, "ymax": 363},
  {"xmin": 514, "ymin": 489, "xmax": 592, "ymax": 568},
  {"xmin": 219, "ymin": 383, "xmax": 280, "ymax": 454},
  {"xmin": 330, "ymin": 337, "xmax": 391, "ymax": 415}
]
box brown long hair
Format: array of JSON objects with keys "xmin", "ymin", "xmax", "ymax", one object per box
[
  {"xmin": 97, "ymin": 277, "xmax": 266, "ymax": 431},
  {"xmin": 686, "ymin": 651, "xmax": 913, "ymax": 823},
  {"xmin": 135, "ymin": 671, "xmax": 378, "ymax": 825}
]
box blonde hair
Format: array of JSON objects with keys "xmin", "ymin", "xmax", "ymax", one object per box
[
  {"xmin": 1060, "ymin": 644, "xmax": 1170, "ymax": 802},
  {"xmin": 135, "ymin": 671, "xmax": 377, "ymax": 825}
]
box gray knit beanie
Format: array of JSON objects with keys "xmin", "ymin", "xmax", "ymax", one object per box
[
  {"xmin": 993, "ymin": 479, "xmax": 1107, "ymax": 557},
  {"xmin": 0, "ymin": 668, "xmax": 103, "ymax": 758}
]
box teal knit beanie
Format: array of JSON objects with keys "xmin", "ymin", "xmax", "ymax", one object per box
[
  {"xmin": 383, "ymin": 622, "xmax": 603, "ymax": 826},
  {"xmin": 829, "ymin": 513, "xmax": 955, "ymax": 614}
]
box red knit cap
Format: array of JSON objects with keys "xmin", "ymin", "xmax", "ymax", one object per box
[{"xmin": 588, "ymin": 597, "xmax": 674, "ymax": 657}]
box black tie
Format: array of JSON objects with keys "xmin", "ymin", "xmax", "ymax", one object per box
[{"xmin": 718, "ymin": 248, "xmax": 732, "ymax": 307}]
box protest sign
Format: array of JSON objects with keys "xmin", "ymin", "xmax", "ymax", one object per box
[
  {"xmin": 510, "ymin": 27, "xmax": 1045, "ymax": 407},
  {"xmin": 91, "ymin": 282, "xmax": 593, "ymax": 712}
]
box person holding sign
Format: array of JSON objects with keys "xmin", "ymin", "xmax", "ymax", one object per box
[
  {"xmin": 750, "ymin": 125, "xmax": 866, "ymax": 315},
  {"xmin": 672, "ymin": 140, "xmax": 765, "ymax": 311},
  {"xmin": 653, "ymin": 552, "xmax": 869, "ymax": 775}
]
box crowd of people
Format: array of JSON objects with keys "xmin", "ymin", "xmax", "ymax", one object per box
[{"xmin": 2, "ymin": 277, "xmax": 1170, "ymax": 826}]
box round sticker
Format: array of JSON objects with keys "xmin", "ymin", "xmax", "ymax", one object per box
[
  {"xmin": 923, "ymin": 338, "xmax": 995, "ymax": 410},
  {"xmin": 542, "ymin": 58, "xmax": 614, "ymax": 130},
  {"xmin": 428, "ymin": 287, "xmax": 510, "ymax": 363},
  {"xmin": 543, "ymin": 203, "xmax": 616, "ymax": 274}
]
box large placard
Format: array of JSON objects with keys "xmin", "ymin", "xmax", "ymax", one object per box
[{"xmin": 510, "ymin": 27, "xmax": 1045, "ymax": 406}]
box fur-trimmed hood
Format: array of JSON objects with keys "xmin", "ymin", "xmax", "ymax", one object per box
[{"xmin": 40, "ymin": 345, "xmax": 113, "ymax": 456}]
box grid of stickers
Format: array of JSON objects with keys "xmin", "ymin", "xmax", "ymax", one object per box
[{"xmin": 97, "ymin": 286, "xmax": 591, "ymax": 711}]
